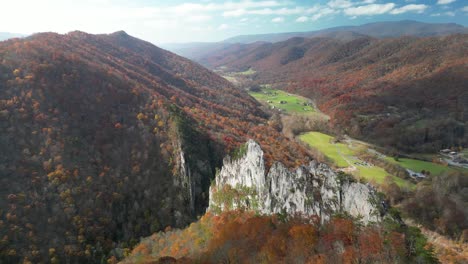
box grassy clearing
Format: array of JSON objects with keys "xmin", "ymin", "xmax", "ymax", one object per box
[
  {"xmin": 299, "ymin": 132, "xmax": 414, "ymax": 188},
  {"xmin": 358, "ymin": 166, "xmax": 409, "ymax": 187},
  {"xmin": 386, "ymin": 157, "xmax": 459, "ymax": 176},
  {"xmin": 299, "ymin": 132, "xmax": 349, "ymax": 167},
  {"xmin": 235, "ymin": 68, "xmax": 256, "ymax": 75},
  {"xmin": 221, "ymin": 75, "xmax": 237, "ymax": 83},
  {"xmin": 249, "ymin": 87, "xmax": 318, "ymax": 115}
]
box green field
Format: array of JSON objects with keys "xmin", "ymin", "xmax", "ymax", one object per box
[
  {"xmin": 248, "ymin": 88, "xmax": 464, "ymax": 189},
  {"xmin": 236, "ymin": 68, "xmax": 256, "ymax": 75},
  {"xmin": 386, "ymin": 157, "xmax": 461, "ymax": 176},
  {"xmin": 249, "ymin": 87, "xmax": 318, "ymax": 115},
  {"xmin": 299, "ymin": 132, "xmax": 413, "ymax": 188},
  {"xmin": 299, "ymin": 132, "xmax": 350, "ymax": 167}
]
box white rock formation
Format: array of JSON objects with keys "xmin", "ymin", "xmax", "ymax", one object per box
[{"xmin": 209, "ymin": 140, "xmax": 382, "ymax": 224}]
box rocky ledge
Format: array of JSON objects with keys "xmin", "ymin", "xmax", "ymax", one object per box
[{"xmin": 208, "ymin": 140, "xmax": 384, "ymax": 224}]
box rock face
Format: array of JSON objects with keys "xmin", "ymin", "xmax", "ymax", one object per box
[{"xmin": 209, "ymin": 140, "xmax": 383, "ymax": 224}]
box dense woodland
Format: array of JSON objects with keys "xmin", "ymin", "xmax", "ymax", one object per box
[
  {"xmin": 0, "ymin": 31, "xmax": 311, "ymax": 263},
  {"xmin": 123, "ymin": 210, "xmax": 438, "ymax": 264},
  {"xmin": 200, "ymin": 34, "xmax": 468, "ymax": 152}
]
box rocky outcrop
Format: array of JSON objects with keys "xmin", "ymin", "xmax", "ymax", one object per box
[{"xmin": 209, "ymin": 140, "xmax": 383, "ymax": 224}]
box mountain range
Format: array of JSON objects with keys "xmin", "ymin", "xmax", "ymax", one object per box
[
  {"xmin": 162, "ymin": 20, "xmax": 467, "ymax": 60},
  {"xmin": 223, "ymin": 20, "xmax": 468, "ymax": 43}
]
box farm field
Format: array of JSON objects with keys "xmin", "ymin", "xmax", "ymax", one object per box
[
  {"xmin": 248, "ymin": 89, "xmax": 465, "ymax": 189},
  {"xmin": 249, "ymin": 87, "xmax": 318, "ymax": 115},
  {"xmin": 386, "ymin": 157, "xmax": 464, "ymax": 176},
  {"xmin": 299, "ymin": 132, "xmax": 414, "ymax": 188}
]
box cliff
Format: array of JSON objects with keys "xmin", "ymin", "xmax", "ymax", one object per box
[{"xmin": 209, "ymin": 140, "xmax": 383, "ymax": 224}]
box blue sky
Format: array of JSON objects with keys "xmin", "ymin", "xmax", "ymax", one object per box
[{"xmin": 1, "ymin": 0, "xmax": 467, "ymax": 43}]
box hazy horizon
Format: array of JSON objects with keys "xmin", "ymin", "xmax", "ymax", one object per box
[{"xmin": 1, "ymin": 0, "xmax": 467, "ymax": 44}]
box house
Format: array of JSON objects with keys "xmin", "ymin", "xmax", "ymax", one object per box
[{"xmin": 440, "ymin": 149, "xmax": 451, "ymax": 154}]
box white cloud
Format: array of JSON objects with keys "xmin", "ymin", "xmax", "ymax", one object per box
[
  {"xmin": 328, "ymin": 0, "xmax": 353, "ymax": 9},
  {"xmin": 185, "ymin": 15, "xmax": 212, "ymax": 22},
  {"xmin": 252, "ymin": 7, "xmax": 305, "ymax": 15},
  {"xmin": 171, "ymin": 1, "xmax": 284, "ymax": 15},
  {"xmin": 223, "ymin": 7, "xmax": 305, "ymax": 17},
  {"xmin": 390, "ymin": 4, "xmax": 428, "ymax": 14},
  {"xmin": 217, "ymin": 24, "xmax": 229, "ymax": 30},
  {"xmin": 326, "ymin": 0, "xmax": 375, "ymax": 9},
  {"xmin": 306, "ymin": 6, "xmax": 321, "ymax": 14},
  {"xmin": 311, "ymin": 7, "xmax": 338, "ymax": 20},
  {"xmin": 437, "ymin": 0, "xmax": 456, "ymax": 5},
  {"xmin": 344, "ymin": 3, "xmax": 395, "ymax": 16},
  {"xmin": 296, "ymin": 16, "xmax": 309, "ymax": 22},
  {"xmin": 272, "ymin": 17, "xmax": 285, "ymax": 23},
  {"xmin": 223, "ymin": 9, "xmax": 247, "ymax": 17},
  {"xmin": 462, "ymin": 6, "xmax": 468, "ymax": 12},
  {"xmin": 444, "ymin": 11, "xmax": 455, "ymax": 16}
]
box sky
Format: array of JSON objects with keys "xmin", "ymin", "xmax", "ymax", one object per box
[{"xmin": 1, "ymin": 0, "xmax": 467, "ymax": 43}]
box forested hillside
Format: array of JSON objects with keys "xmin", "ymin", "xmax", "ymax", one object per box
[
  {"xmin": 0, "ymin": 31, "xmax": 310, "ymax": 263},
  {"xmin": 200, "ymin": 34, "xmax": 468, "ymax": 152},
  {"xmin": 123, "ymin": 211, "xmax": 437, "ymax": 264}
]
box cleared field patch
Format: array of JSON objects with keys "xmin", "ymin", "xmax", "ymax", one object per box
[
  {"xmin": 236, "ymin": 68, "xmax": 256, "ymax": 75},
  {"xmin": 299, "ymin": 131, "xmax": 349, "ymax": 167},
  {"xmin": 386, "ymin": 157, "xmax": 461, "ymax": 176},
  {"xmin": 299, "ymin": 132, "xmax": 414, "ymax": 188},
  {"xmin": 249, "ymin": 87, "xmax": 318, "ymax": 115},
  {"xmin": 222, "ymin": 75, "xmax": 237, "ymax": 83}
]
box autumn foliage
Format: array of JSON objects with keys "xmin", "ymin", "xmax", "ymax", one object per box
[
  {"xmin": 123, "ymin": 210, "xmax": 437, "ymax": 264},
  {"xmin": 200, "ymin": 35, "xmax": 468, "ymax": 152},
  {"xmin": 0, "ymin": 31, "xmax": 312, "ymax": 263}
]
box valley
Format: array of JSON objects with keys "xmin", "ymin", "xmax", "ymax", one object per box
[
  {"xmin": 1, "ymin": 14, "xmax": 467, "ymax": 264},
  {"xmin": 237, "ymin": 77, "xmax": 465, "ymax": 190},
  {"xmin": 249, "ymin": 86, "xmax": 318, "ymax": 115},
  {"xmin": 209, "ymin": 70, "xmax": 467, "ymax": 263},
  {"xmin": 199, "ymin": 34, "xmax": 468, "ymax": 155}
]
